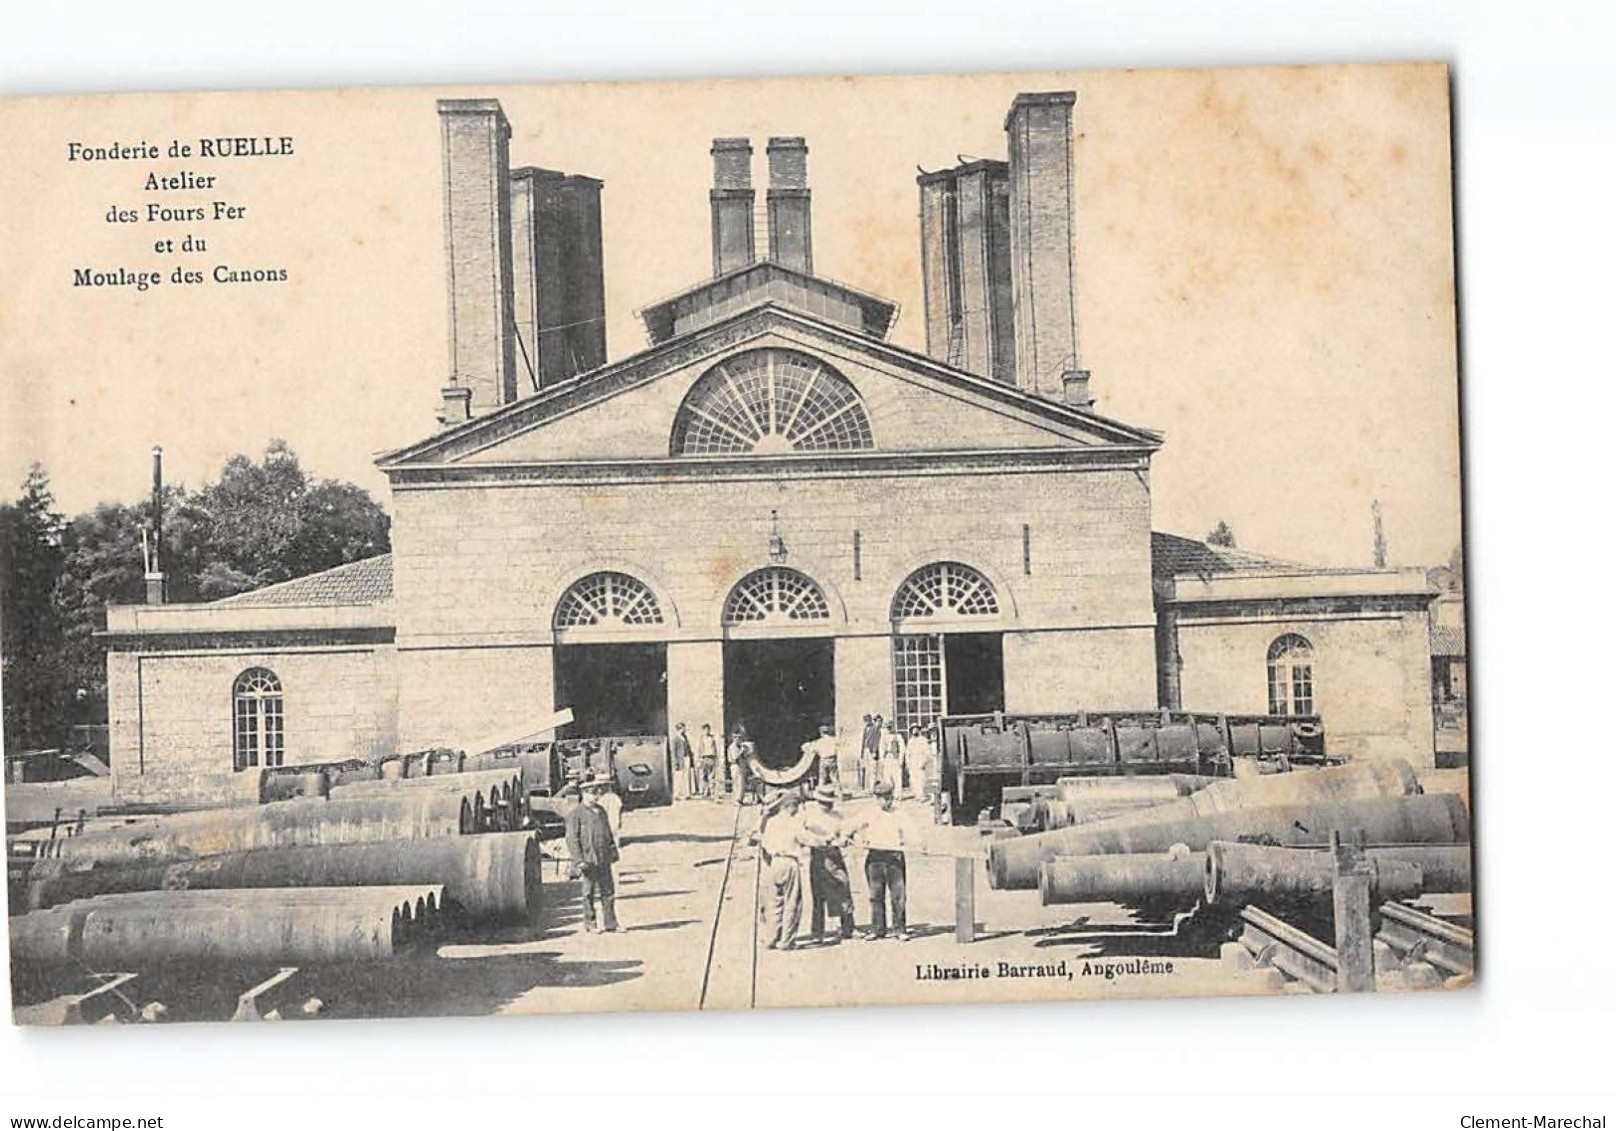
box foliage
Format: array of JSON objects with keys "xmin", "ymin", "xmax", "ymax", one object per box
[
  {"xmin": 1, "ymin": 443, "xmax": 390, "ymax": 752},
  {"xmin": 1205, "ymin": 520, "xmax": 1236, "ymax": 548}
]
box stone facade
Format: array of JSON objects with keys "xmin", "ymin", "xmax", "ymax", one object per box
[{"xmin": 98, "ymin": 88, "xmax": 1442, "ymax": 784}]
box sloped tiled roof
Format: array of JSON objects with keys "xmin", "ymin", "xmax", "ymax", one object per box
[
  {"xmin": 1151, "ymin": 532, "xmax": 1297, "ymax": 578},
  {"xmin": 1431, "ymin": 623, "xmax": 1466, "ymax": 658},
  {"xmin": 212, "ymin": 554, "xmax": 393, "ymax": 608}
]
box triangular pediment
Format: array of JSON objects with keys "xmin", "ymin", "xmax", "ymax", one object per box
[{"xmin": 377, "ymin": 304, "xmax": 1160, "ymax": 471}]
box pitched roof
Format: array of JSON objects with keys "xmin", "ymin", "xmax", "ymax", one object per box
[
  {"xmin": 212, "ymin": 554, "xmax": 393, "ymax": 608},
  {"xmin": 378, "ymin": 303, "xmax": 1163, "ymax": 469},
  {"xmin": 1151, "ymin": 532, "xmax": 1297, "ymax": 578}
]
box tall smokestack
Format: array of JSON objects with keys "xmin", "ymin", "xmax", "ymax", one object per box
[
  {"xmin": 438, "ymin": 98, "xmax": 519, "ymax": 425},
  {"xmin": 1005, "ymin": 91, "xmax": 1090, "ymax": 407},
  {"xmin": 917, "ymin": 161, "xmax": 1015, "ymax": 383},
  {"xmin": 710, "ymin": 137, "xmax": 755, "ymax": 276},
  {"xmin": 146, "ymin": 445, "xmax": 165, "ymax": 605},
  {"xmin": 766, "ymin": 136, "xmax": 812, "ymax": 274}
]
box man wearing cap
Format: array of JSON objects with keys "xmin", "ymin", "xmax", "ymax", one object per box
[
  {"xmin": 756, "ymin": 790, "xmax": 809, "ymax": 950},
  {"xmin": 564, "ymin": 773, "xmax": 621, "ymax": 933},
  {"xmin": 802, "ymin": 783, "xmax": 856, "ymax": 944},
  {"xmin": 849, "ymin": 780, "xmax": 912, "ymax": 941}
]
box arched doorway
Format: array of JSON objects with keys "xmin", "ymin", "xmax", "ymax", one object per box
[
  {"xmin": 719, "ymin": 566, "xmax": 835, "ymax": 769},
  {"xmin": 552, "ymin": 571, "xmax": 669, "ymax": 737}
]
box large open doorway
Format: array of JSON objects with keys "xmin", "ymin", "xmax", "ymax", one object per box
[
  {"xmin": 722, "ymin": 638, "xmax": 835, "ymax": 770},
  {"xmin": 554, "ymin": 642, "xmax": 668, "ymax": 738},
  {"xmin": 945, "ymin": 632, "xmax": 1005, "ymax": 716}
]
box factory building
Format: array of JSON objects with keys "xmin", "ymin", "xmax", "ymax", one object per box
[{"xmin": 101, "ymin": 91, "xmax": 1437, "ymax": 789}]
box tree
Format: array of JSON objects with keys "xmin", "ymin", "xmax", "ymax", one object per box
[
  {"xmin": 1, "ymin": 465, "xmax": 71, "ymax": 750},
  {"xmin": 181, "ymin": 439, "xmax": 390, "ymax": 599},
  {"xmin": 1206, "ymin": 520, "xmax": 1236, "ymax": 548},
  {"xmin": 3, "ymin": 444, "xmax": 391, "ymax": 751}
]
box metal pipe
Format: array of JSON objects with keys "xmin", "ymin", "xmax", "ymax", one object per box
[{"xmin": 987, "ymin": 793, "xmax": 1470, "ymax": 889}]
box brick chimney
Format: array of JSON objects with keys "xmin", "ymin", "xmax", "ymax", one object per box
[
  {"xmin": 766, "ymin": 136, "xmax": 812, "ymax": 274},
  {"xmin": 710, "ymin": 138, "xmax": 755, "ymax": 277},
  {"xmin": 1005, "ymin": 91, "xmax": 1090, "ymax": 407},
  {"xmin": 509, "ymin": 167, "xmax": 607, "ymax": 391},
  {"xmin": 438, "ymin": 99, "xmax": 519, "ymax": 424}
]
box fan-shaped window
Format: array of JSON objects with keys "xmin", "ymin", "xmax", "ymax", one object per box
[
  {"xmin": 554, "ymin": 572, "xmax": 665, "ymax": 630},
  {"xmin": 233, "ymin": 668, "xmax": 284, "ymax": 771},
  {"xmin": 671, "ymin": 348, "xmax": 874, "ymax": 456},
  {"xmin": 1267, "ymin": 634, "xmax": 1315, "ymax": 716},
  {"xmin": 891, "ymin": 562, "xmax": 1000, "ymax": 621},
  {"xmin": 722, "ymin": 567, "xmax": 831, "ymax": 626}
]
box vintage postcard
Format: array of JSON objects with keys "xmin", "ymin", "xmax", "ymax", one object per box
[{"xmin": 0, "ymin": 62, "xmax": 1468, "ymax": 1025}]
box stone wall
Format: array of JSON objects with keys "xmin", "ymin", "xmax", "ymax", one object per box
[
  {"xmin": 1173, "ymin": 610, "xmax": 1435, "ymax": 766},
  {"xmin": 107, "ymin": 645, "xmax": 397, "ymax": 781}
]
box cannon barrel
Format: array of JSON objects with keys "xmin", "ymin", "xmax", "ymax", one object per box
[
  {"xmin": 989, "ymin": 792, "xmax": 1470, "ymax": 889},
  {"xmin": 12, "ymin": 885, "xmax": 444, "ymax": 966},
  {"xmin": 1205, "ymin": 841, "xmax": 1471, "ymax": 905},
  {"xmin": 26, "ymin": 832, "xmax": 542, "ymax": 922},
  {"xmin": 47, "ymin": 792, "xmax": 475, "ymax": 868},
  {"xmin": 1202, "ymin": 842, "xmax": 1424, "ymax": 906},
  {"xmin": 1037, "ymin": 842, "xmax": 1468, "ymax": 907},
  {"xmin": 1038, "ymin": 852, "xmax": 1206, "ymax": 906},
  {"xmin": 1053, "ymin": 775, "xmax": 1214, "ymax": 805}
]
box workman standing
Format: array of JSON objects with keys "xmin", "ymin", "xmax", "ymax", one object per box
[
  {"xmin": 697, "ymin": 722, "xmax": 720, "ymax": 799},
  {"xmin": 849, "ymin": 780, "xmax": 911, "ymax": 940},
  {"xmin": 564, "ymin": 773, "xmax": 621, "ymax": 933},
  {"xmin": 802, "ymin": 783, "xmax": 856, "ymax": 944},
  {"xmin": 671, "ymin": 721, "xmax": 694, "ymax": 800},
  {"xmin": 728, "ymin": 727, "xmax": 754, "ymax": 804},
  {"xmin": 757, "ymin": 789, "xmax": 809, "ymax": 950}
]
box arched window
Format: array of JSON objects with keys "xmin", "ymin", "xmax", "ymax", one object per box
[
  {"xmin": 1267, "ymin": 634, "xmax": 1315, "ymax": 716},
  {"xmin": 671, "ymin": 348, "xmax": 874, "ymax": 456},
  {"xmin": 233, "ymin": 668, "xmax": 285, "ymax": 771},
  {"xmin": 554, "ymin": 572, "xmax": 665, "ymax": 630},
  {"xmin": 891, "ymin": 561, "xmax": 1000, "ymax": 621},
  {"xmin": 722, "ymin": 567, "xmax": 831, "ymax": 626}
]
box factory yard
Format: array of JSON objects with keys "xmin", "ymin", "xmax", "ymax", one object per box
[
  {"xmin": 9, "ymin": 794, "xmax": 1253, "ymax": 1023},
  {"xmin": 8, "ymin": 750, "xmax": 1475, "ymax": 1024}
]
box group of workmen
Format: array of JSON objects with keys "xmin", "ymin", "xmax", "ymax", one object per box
[
  {"xmin": 805, "ymin": 714, "xmax": 938, "ymax": 803},
  {"xmin": 565, "ymin": 716, "xmax": 936, "ymax": 941},
  {"xmin": 667, "ymin": 716, "xmax": 938, "ymax": 805},
  {"xmin": 756, "ymin": 778, "xmax": 912, "ymax": 950}
]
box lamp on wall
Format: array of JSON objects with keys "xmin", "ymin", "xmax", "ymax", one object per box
[{"xmin": 768, "ymin": 509, "xmax": 789, "ymax": 564}]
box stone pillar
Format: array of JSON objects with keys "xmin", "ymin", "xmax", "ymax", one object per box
[
  {"xmin": 710, "ymin": 138, "xmax": 755, "ymax": 277},
  {"xmin": 834, "ymin": 634, "xmax": 893, "ymax": 746},
  {"xmin": 766, "ymin": 136, "xmax": 812, "ymax": 274},
  {"xmin": 1005, "ymin": 91, "xmax": 1087, "ymax": 404},
  {"xmin": 667, "ymin": 640, "xmax": 725, "ymax": 740},
  {"xmin": 438, "ymin": 99, "xmax": 518, "ymax": 420}
]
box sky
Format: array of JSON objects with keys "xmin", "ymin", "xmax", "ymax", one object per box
[{"xmin": 0, "ymin": 63, "xmax": 1460, "ymax": 568}]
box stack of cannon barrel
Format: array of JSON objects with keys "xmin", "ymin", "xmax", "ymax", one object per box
[
  {"xmin": 982, "ymin": 758, "xmax": 1472, "ymax": 906},
  {"xmin": 8, "ymin": 748, "xmax": 546, "ymax": 969}
]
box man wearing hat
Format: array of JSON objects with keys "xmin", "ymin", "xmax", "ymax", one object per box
[
  {"xmin": 849, "ymin": 780, "xmax": 911, "ymax": 941},
  {"xmin": 563, "ymin": 772, "xmax": 621, "ymax": 933},
  {"xmin": 756, "ymin": 789, "xmax": 809, "ymax": 950},
  {"xmin": 801, "ymin": 783, "xmax": 856, "ymax": 944}
]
